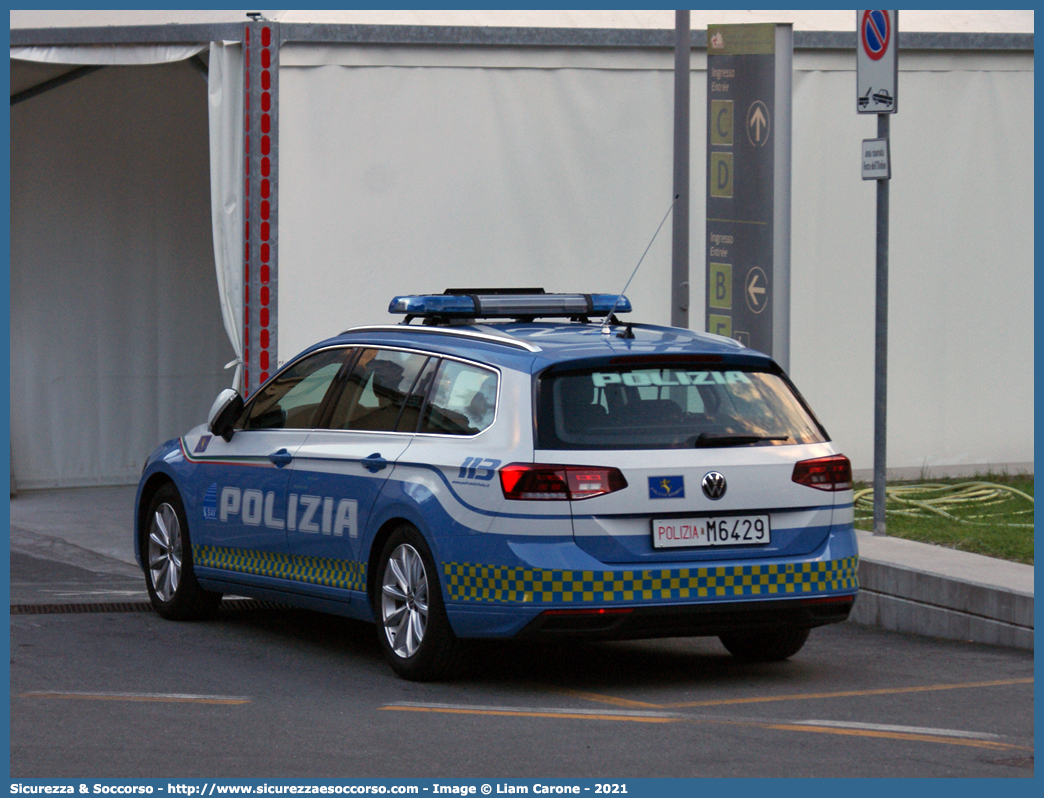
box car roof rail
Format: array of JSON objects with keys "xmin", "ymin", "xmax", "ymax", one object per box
[{"xmin": 341, "ymin": 324, "xmax": 543, "ymax": 352}]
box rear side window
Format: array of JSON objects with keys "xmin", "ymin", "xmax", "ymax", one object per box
[
  {"xmin": 537, "ymin": 365, "xmax": 827, "ymax": 450},
  {"xmin": 419, "ymin": 360, "xmax": 498, "ymax": 435}
]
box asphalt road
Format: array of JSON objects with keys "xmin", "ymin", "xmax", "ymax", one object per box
[{"xmin": 9, "ymin": 550, "xmax": 1034, "ymax": 779}]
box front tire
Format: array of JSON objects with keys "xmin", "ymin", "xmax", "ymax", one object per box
[
  {"xmin": 374, "ymin": 524, "xmax": 464, "ymax": 681},
  {"xmin": 719, "ymin": 627, "xmax": 809, "ymax": 662},
  {"xmin": 143, "ymin": 484, "xmax": 222, "ymax": 620}
]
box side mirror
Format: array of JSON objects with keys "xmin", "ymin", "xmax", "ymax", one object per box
[{"xmin": 207, "ymin": 388, "xmax": 244, "ymax": 442}]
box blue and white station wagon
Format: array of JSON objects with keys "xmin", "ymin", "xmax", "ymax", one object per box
[{"xmin": 135, "ymin": 290, "xmax": 858, "ymax": 680}]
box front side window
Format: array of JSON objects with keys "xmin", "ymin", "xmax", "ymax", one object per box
[
  {"xmin": 241, "ymin": 348, "xmax": 350, "ymax": 430},
  {"xmin": 419, "ymin": 360, "xmax": 498, "ymax": 436},
  {"xmin": 537, "ymin": 363, "xmax": 827, "ymax": 450}
]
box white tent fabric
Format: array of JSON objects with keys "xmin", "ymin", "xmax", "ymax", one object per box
[
  {"xmin": 12, "ymin": 39, "xmax": 247, "ymax": 394},
  {"xmin": 207, "ymin": 42, "xmax": 245, "ymax": 392},
  {"xmin": 9, "ymin": 35, "xmax": 247, "ymax": 488},
  {"xmin": 10, "ymin": 62, "xmax": 234, "ymax": 489},
  {"xmin": 11, "ymin": 44, "xmax": 207, "ymax": 66},
  {"xmin": 10, "ymin": 9, "xmax": 1035, "ymax": 32},
  {"xmin": 8, "ymin": 13, "xmax": 1035, "ymax": 484},
  {"xmin": 276, "ymin": 45, "xmax": 1034, "ymax": 476}
]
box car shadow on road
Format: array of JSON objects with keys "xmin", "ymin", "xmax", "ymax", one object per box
[
  {"xmin": 463, "ymin": 636, "xmax": 820, "ymax": 691},
  {"xmin": 208, "ymin": 603, "xmax": 822, "ymax": 690}
]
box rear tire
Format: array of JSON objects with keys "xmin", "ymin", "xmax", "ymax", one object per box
[
  {"xmin": 143, "ymin": 484, "xmax": 222, "ymax": 620},
  {"xmin": 374, "ymin": 524, "xmax": 464, "ymax": 681},
  {"xmin": 719, "ymin": 627, "xmax": 809, "ymax": 662}
]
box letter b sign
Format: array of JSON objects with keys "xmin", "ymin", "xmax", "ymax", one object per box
[{"xmin": 708, "ymin": 262, "xmax": 732, "ymax": 310}]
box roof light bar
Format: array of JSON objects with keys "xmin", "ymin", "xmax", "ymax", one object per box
[{"xmin": 388, "ymin": 292, "xmax": 632, "ymax": 320}]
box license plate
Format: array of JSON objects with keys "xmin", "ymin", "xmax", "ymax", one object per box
[{"xmin": 652, "ymin": 515, "xmax": 771, "ymax": 549}]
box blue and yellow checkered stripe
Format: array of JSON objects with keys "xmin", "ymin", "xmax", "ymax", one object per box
[
  {"xmin": 444, "ymin": 557, "xmax": 858, "ymax": 604},
  {"xmin": 194, "ymin": 545, "xmax": 366, "ymax": 592}
]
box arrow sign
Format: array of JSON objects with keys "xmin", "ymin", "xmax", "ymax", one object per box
[
  {"xmin": 745, "ymin": 267, "xmax": 768, "ymax": 313},
  {"xmin": 747, "ymin": 101, "xmax": 770, "ymax": 146},
  {"xmin": 750, "ymin": 106, "xmax": 767, "ymax": 140},
  {"xmin": 747, "ymin": 273, "xmax": 765, "ymax": 304}
]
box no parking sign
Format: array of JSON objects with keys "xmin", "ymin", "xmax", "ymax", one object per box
[{"xmin": 856, "ymin": 10, "xmax": 898, "ymax": 113}]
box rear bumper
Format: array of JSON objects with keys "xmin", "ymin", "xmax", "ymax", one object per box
[
  {"xmin": 516, "ymin": 594, "xmax": 855, "ymax": 640},
  {"xmin": 441, "ymin": 525, "xmax": 859, "ymax": 639}
]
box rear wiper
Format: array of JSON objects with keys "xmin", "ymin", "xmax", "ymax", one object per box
[{"xmin": 694, "ymin": 433, "xmax": 789, "ymax": 448}]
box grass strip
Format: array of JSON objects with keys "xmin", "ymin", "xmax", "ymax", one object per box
[{"xmin": 852, "ymin": 473, "xmax": 1033, "ymax": 565}]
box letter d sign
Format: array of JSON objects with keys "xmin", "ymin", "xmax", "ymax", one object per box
[{"xmin": 710, "ymin": 153, "xmax": 733, "ymax": 198}]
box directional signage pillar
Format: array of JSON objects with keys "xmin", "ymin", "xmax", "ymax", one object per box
[{"xmin": 705, "ymin": 23, "xmax": 792, "ymax": 368}]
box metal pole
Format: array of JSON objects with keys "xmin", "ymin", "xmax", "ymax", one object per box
[
  {"xmin": 10, "ymin": 65, "xmax": 104, "ymax": 106},
  {"xmin": 873, "ymin": 112, "xmax": 889, "ymax": 534},
  {"xmin": 671, "ymin": 10, "xmax": 690, "ymax": 328},
  {"xmin": 773, "ymin": 23, "xmax": 793, "ymax": 372}
]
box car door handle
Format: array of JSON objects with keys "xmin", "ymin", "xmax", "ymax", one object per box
[
  {"xmin": 361, "ymin": 453, "xmax": 388, "ymax": 473},
  {"xmin": 268, "ymin": 448, "xmax": 293, "ymax": 468}
]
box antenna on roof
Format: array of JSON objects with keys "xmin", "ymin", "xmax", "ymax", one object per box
[{"xmin": 600, "ymin": 194, "xmax": 679, "ymax": 336}]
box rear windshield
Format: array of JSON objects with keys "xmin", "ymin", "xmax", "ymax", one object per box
[{"xmin": 536, "ymin": 365, "xmax": 827, "ymax": 450}]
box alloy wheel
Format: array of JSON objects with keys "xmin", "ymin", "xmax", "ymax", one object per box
[
  {"xmin": 380, "ymin": 543, "xmax": 429, "ymax": 658},
  {"xmin": 148, "ymin": 502, "xmax": 183, "ymax": 602}
]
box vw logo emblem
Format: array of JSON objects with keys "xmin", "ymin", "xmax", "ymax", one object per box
[{"xmin": 702, "ymin": 472, "xmax": 727, "ymax": 500}]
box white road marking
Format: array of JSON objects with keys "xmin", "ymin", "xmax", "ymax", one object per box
[
  {"xmin": 793, "ymin": 719, "xmax": 1002, "ymax": 740},
  {"xmin": 387, "ymin": 701, "xmax": 680, "ymax": 719},
  {"xmin": 39, "ymin": 590, "xmax": 146, "ymax": 597},
  {"xmin": 20, "ymin": 691, "xmax": 250, "ymax": 703}
]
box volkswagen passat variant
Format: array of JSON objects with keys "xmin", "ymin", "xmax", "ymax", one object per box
[{"xmin": 135, "ymin": 290, "xmax": 857, "ymax": 679}]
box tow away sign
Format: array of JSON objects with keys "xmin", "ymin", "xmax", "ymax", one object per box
[{"xmin": 857, "ymin": 10, "xmax": 898, "ymax": 114}]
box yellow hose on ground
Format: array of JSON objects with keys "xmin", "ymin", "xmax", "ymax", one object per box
[{"xmin": 852, "ymin": 482, "xmax": 1034, "ymax": 528}]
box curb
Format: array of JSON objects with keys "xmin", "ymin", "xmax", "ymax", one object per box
[
  {"xmin": 9, "ymin": 598, "xmax": 288, "ymax": 615},
  {"xmin": 848, "ymin": 535, "xmax": 1034, "ymax": 650}
]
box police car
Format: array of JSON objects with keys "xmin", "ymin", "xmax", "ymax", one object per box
[{"xmin": 135, "ymin": 290, "xmax": 857, "ymax": 680}]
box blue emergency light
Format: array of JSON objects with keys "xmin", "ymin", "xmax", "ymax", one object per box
[{"xmin": 388, "ymin": 290, "xmax": 632, "ymax": 321}]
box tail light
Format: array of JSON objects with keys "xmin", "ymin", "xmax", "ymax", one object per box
[
  {"xmin": 499, "ymin": 463, "xmax": 628, "ymax": 501},
  {"xmin": 792, "ymin": 454, "xmax": 852, "ymax": 491}
]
